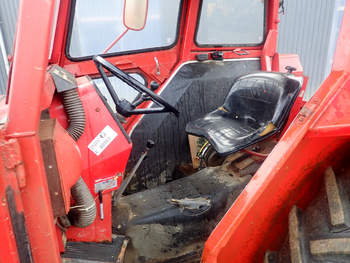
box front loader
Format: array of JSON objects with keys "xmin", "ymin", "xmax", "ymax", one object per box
[{"xmin": 1, "ymin": 0, "xmax": 350, "ymax": 262}]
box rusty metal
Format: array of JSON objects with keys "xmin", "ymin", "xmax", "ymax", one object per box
[{"xmin": 116, "ymin": 239, "xmax": 129, "ymax": 263}]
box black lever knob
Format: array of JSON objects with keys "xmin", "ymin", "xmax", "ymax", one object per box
[
  {"xmin": 211, "ymin": 51, "xmax": 224, "ymax": 61},
  {"xmin": 285, "ymin": 66, "xmax": 297, "ymax": 74},
  {"xmin": 150, "ymin": 81, "xmax": 159, "ymax": 91},
  {"xmin": 146, "ymin": 140, "xmax": 155, "ymax": 149}
]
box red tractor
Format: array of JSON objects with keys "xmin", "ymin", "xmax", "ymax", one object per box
[{"xmin": 1, "ymin": 0, "xmax": 350, "ymax": 262}]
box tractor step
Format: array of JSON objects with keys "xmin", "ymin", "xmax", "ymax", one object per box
[{"xmin": 61, "ymin": 235, "xmax": 128, "ymax": 263}]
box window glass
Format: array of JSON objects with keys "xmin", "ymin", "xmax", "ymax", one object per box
[
  {"xmin": 93, "ymin": 74, "xmax": 145, "ymax": 112},
  {"xmin": 196, "ymin": 0, "xmax": 265, "ymax": 45},
  {"xmin": 68, "ymin": 0, "xmax": 182, "ymax": 58}
]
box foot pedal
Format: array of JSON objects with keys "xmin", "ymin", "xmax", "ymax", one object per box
[{"xmin": 62, "ymin": 236, "xmax": 128, "ymax": 263}]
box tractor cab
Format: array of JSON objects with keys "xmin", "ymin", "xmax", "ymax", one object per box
[
  {"xmin": 3, "ymin": 0, "xmax": 307, "ymax": 262},
  {"xmin": 50, "ymin": 0, "xmax": 306, "ymax": 262}
]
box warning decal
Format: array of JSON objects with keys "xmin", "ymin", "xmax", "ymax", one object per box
[{"xmin": 88, "ymin": 125, "xmax": 117, "ymax": 156}]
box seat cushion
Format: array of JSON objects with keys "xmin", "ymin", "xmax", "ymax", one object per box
[
  {"xmin": 186, "ymin": 109, "xmax": 270, "ymax": 155},
  {"xmin": 186, "ymin": 72, "xmax": 302, "ymax": 156}
]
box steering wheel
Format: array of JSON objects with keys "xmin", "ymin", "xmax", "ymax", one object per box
[{"xmin": 93, "ymin": 56, "xmax": 179, "ymax": 117}]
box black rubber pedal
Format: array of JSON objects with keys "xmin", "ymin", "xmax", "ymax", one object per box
[{"xmin": 61, "ymin": 236, "xmax": 128, "ymax": 263}]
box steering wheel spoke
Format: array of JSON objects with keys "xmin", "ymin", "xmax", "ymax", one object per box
[{"xmin": 93, "ymin": 56, "xmax": 179, "ymax": 117}]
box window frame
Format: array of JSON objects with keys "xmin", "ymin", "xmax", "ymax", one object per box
[
  {"xmin": 194, "ymin": 0, "xmax": 268, "ymax": 48},
  {"xmin": 65, "ymin": 0, "xmax": 184, "ymax": 62}
]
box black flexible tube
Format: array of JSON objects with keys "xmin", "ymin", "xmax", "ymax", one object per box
[
  {"xmin": 61, "ymin": 88, "xmax": 96, "ymax": 228},
  {"xmin": 61, "ymin": 89, "xmax": 86, "ymax": 141},
  {"xmin": 67, "ymin": 177, "xmax": 97, "ymax": 228}
]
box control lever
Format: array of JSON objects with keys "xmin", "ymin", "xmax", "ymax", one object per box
[
  {"xmin": 113, "ymin": 140, "xmax": 155, "ymax": 204},
  {"xmin": 99, "ymin": 190, "xmax": 104, "ymax": 220},
  {"xmin": 285, "ymin": 66, "xmax": 297, "ymax": 74}
]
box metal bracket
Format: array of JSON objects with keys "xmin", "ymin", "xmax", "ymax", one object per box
[
  {"xmin": 48, "ymin": 65, "xmax": 77, "ymax": 93},
  {"xmin": 0, "ymin": 139, "xmax": 26, "ymax": 188}
]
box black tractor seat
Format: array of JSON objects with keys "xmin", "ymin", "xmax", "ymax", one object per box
[{"xmin": 186, "ymin": 72, "xmax": 303, "ymax": 156}]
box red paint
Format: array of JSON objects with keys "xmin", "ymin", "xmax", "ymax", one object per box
[
  {"xmin": 0, "ymin": 136, "xmax": 26, "ymax": 263},
  {"xmin": 6, "ymin": 0, "xmax": 56, "ymax": 137},
  {"xmin": 4, "ymin": 0, "xmax": 61, "ymax": 262},
  {"xmin": 280, "ymin": 76, "xmax": 308, "ymax": 136},
  {"xmin": 51, "ymin": 120, "xmax": 82, "ymax": 213},
  {"xmin": 55, "ymin": 225, "xmax": 65, "ymax": 253},
  {"xmin": 41, "ymin": 72, "xmax": 56, "ymax": 111},
  {"xmin": 50, "ymin": 76, "xmax": 132, "ymax": 242},
  {"xmin": 261, "ymin": 30, "xmax": 278, "ymax": 71},
  {"xmin": 278, "ymin": 54, "xmax": 304, "ymax": 76},
  {"xmin": 17, "ymin": 135, "xmax": 61, "ymax": 262},
  {"xmin": 333, "ymin": 1, "xmax": 350, "ymax": 73}
]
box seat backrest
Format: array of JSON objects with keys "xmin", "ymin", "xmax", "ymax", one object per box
[{"xmin": 223, "ymin": 72, "xmax": 302, "ymax": 127}]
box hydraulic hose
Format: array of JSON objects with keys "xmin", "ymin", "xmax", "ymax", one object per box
[{"xmin": 61, "ymin": 88, "xmax": 96, "ymax": 228}]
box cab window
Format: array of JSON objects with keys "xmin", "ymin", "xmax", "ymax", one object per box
[
  {"xmin": 68, "ymin": 0, "xmax": 182, "ymax": 59},
  {"xmin": 196, "ymin": 0, "xmax": 266, "ymax": 46},
  {"xmin": 93, "ymin": 73, "xmax": 145, "ymax": 110}
]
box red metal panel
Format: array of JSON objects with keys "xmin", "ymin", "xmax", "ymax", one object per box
[
  {"xmin": 0, "ymin": 136, "xmax": 24, "ymax": 263},
  {"xmin": 41, "ymin": 72, "xmax": 57, "ymax": 111},
  {"xmin": 261, "ymin": 30, "xmax": 278, "ymax": 71},
  {"xmin": 52, "ymin": 120, "xmax": 82, "ymax": 213},
  {"xmin": 277, "ymin": 54, "xmax": 304, "ymax": 75},
  {"xmin": 333, "ymin": 0, "xmax": 350, "ymax": 73},
  {"xmin": 67, "ymin": 193, "xmax": 113, "ymax": 242},
  {"xmin": 50, "ymin": 76, "xmax": 132, "ymax": 242},
  {"xmin": 18, "ymin": 136, "xmax": 61, "ymax": 262},
  {"xmin": 281, "ymin": 76, "xmax": 308, "ymax": 134},
  {"xmin": 4, "ymin": 0, "xmax": 62, "ymax": 262},
  {"xmin": 6, "ymin": 0, "xmax": 56, "ymax": 137}
]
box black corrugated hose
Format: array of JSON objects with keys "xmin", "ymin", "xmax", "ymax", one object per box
[
  {"xmin": 61, "ymin": 89, "xmax": 86, "ymax": 141},
  {"xmin": 61, "ymin": 88, "xmax": 97, "ymax": 228}
]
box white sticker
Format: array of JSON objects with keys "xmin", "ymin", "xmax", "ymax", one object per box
[
  {"xmin": 88, "ymin": 125, "xmax": 117, "ymax": 156},
  {"xmin": 94, "ymin": 175, "xmax": 120, "ymax": 193}
]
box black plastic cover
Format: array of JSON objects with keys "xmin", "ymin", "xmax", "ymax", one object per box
[
  {"xmin": 49, "ymin": 65, "xmax": 77, "ymax": 93},
  {"xmin": 186, "ymin": 72, "xmax": 302, "ymax": 156}
]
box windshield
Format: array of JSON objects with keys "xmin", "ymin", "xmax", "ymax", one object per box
[
  {"xmin": 196, "ymin": 0, "xmax": 266, "ymax": 46},
  {"xmin": 68, "ymin": 0, "xmax": 182, "ymax": 59}
]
